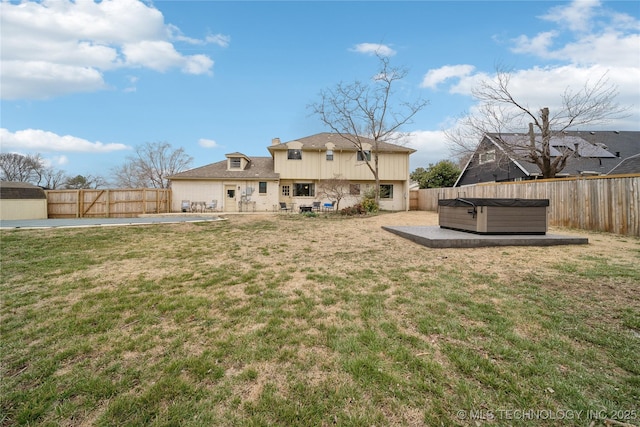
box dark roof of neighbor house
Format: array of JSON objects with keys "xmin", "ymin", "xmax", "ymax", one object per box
[
  {"xmin": 608, "ymin": 153, "xmax": 640, "ymax": 175},
  {"xmin": 268, "ymin": 132, "xmax": 416, "ymax": 154},
  {"xmin": 486, "ymin": 130, "xmax": 640, "ymax": 176},
  {"xmin": 0, "ymin": 181, "xmax": 47, "ymax": 199},
  {"xmin": 169, "ymin": 157, "xmax": 279, "ymax": 180}
]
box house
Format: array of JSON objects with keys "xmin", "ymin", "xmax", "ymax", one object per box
[
  {"xmin": 169, "ymin": 132, "xmax": 415, "ymax": 212},
  {"xmin": 455, "ymin": 131, "xmax": 640, "ymax": 187},
  {"xmin": 0, "ymin": 181, "xmax": 48, "ymax": 220}
]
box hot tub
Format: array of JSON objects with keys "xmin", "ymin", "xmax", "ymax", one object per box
[{"xmin": 438, "ymin": 198, "xmax": 549, "ymax": 235}]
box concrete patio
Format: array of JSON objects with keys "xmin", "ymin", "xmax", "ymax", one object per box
[{"xmin": 382, "ymin": 225, "xmax": 589, "ymax": 248}]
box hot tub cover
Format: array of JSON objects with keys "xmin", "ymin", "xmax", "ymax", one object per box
[{"xmin": 438, "ymin": 198, "xmax": 549, "ymax": 207}]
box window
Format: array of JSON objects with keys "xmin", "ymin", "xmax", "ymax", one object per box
[
  {"xmin": 350, "ymin": 184, "xmax": 360, "ymax": 195},
  {"xmin": 326, "ymin": 150, "xmax": 333, "ymax": 161},
  {"xmin": 287, "ymin": 149, "xmax": 302, "ymax": 160},
  {"xmin": 379, "ymin": 184, "xmax": 393, "ymax": 199},
  {"xmin": 479, "ymin": 150, "xmax": 495, "ymax": 164},
  {"xmin": 230, "ymin": 157, "xmax": 241, "ymax": 168},
  {"xmin": 357, "ymin": 150, "xmax": 371, "ymax": 161},
  {"xmin": 281, "ymin": 185, "xmax": 290, "ymax": 197},
  {"xmin": 293, "ymin": 183, "xmax": 315, "ymax": 197},
  {"xmin": 259, "ymin": 182, "xmax": 267, "ymax": 194}
]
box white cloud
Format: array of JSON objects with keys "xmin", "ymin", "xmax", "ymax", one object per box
[
  {"xmin": 1, "ymin": 61, "xmax": 108, "ymax": 99},
  {"xmin": 0, "ymin": 0, "xmax": 224, "ymax": 100},
  {"xmin": 0, "ymin": 128, "xmax": 130, "ymax": 153},
  {"xmin": 206, "ymin": 34, "xmax": 231, "ymax": 48},
  {"xmin": 122, "ymin": 40, "xmax": 184, "ymax": 72},
  {"xmin": 511, "ymin": 31, "xmax": 558, "ymax": 58},
  {"xmin": 420, "ymin": 65, "xmax": 475, "ymax": 89},
  {"xmin": 53, "ymin": 155, "xmax": 69, "ymax": 166},
  {"xmin": 350, "ymin": 43, "xmax": 396, "ymax": 57},
  {"xmin": 405, "ymin": 130, "xmax": 455, "ymax": 170},
  {"xmin": 540, "ymin": 0, "xmax": 601, "ymax": 33},
  {"xmin": 424, "ymin": 0, "xmax": 640, "ymax": 133},
  {"xmin": 183, "ymin": 55, "xmax": 214, "ymax": 75},
  {"xmin": 198, "ymin": 138, "xmax": 221, "ymax": 148},
  {"xmin": 511, "ymin": 0, "xmax": 640, "ymax": 67}
]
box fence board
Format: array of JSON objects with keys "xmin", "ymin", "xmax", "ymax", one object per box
[
  {"xmin": 413, "ymin": 175, "xmax": 640, "ymax": 236},
  {"xmin": 46, "ymin": 188, "xmax": 171, "ymax": 218}
]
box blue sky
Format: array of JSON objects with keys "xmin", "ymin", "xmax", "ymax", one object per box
[{"xmin": 1, "ymin": 0, "xmax": 639, "ymax": 181}]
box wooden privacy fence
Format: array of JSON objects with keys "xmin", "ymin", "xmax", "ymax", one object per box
[
  {"xmin": 46, "ymin": 189, "xmax": 172, "ymax": 218},
  {"xmin": 412, "ymin": 175, "xmax": 639, "ymax": 236}
]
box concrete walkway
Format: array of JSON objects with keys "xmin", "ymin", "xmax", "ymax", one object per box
[{"xmin": 0, "ymin": 215, "xmax": 223, "ymax": 230}]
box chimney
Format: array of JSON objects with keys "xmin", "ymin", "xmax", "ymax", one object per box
[{"xmin": 272, "ymin": 137, "xmax": 281, "ymax": 146}]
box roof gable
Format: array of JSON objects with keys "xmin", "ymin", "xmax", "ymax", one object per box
[{"xmin": 169, "ymin": 157, "xmax": 279, "ymax": 180}]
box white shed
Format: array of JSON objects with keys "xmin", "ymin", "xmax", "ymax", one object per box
[{"xmin": 0, "ymin": 181, "xmax": 48, "ymax": 220}]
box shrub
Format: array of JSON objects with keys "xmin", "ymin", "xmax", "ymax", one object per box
[
  {"xmin": 361, "ymin": 188, "xmax": 379, "ymax": 213},
  {"xmin": 361, "ymin": 197, "xmax": 378, "ymax": 213},
  {"xmin": 340, "ymin": 203, "xmax": 366, "ymax": 216}
]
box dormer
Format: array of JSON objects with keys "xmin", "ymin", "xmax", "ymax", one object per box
[{"xmin": 226, "ymin": 152, "xmax": 251, "ymax": 171}]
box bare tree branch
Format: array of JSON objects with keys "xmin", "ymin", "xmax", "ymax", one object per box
[
  {"xmin": 447, "ymin": 68, "xmax": 628, "ymax": 178},
  {"xmin": 112, "ymin": 142, "xmax": 193, "ymax": 188},
  {"xmin": 309, "ymin": 53, "xmax": 428, "ymax": 202}
]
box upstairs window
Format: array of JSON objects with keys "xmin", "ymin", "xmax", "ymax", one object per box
[
  {"xmin": 326, "ymin": 150, "xmax": 334, "ymax": 161},
  {"xmin": 288, "ymin": 149, "xmax": 302, "ymax": 160},
  {"xmin": 259, "ymin": 182, "xmax": 267, "ymax": 194},
  {"xmin": 230, "ymin": 157, "xmax": 242, "ymax": 168},
  {"xmin": 357, "ymin": 150, "xmax": 371, "ymax": 161},
  {"xmin": 479, "ymin": 150, "xmax": 495, "ymax": 164}
]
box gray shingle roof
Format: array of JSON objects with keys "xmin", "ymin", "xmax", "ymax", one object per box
[
  {"xmin": 0, "ymin": 181, "xmax": 47, "ymax": 199},
  {"xmin": 268, "ymin": 132, "xmax": 416, "ymax": 153},
  {"xmin": 169, "ymin": 157, "xmax": 279, "ymax": 180},
  {"xmin": 608, "ymin": 153, "xmax": 640, "ymax": 175},
  {"xmin": 488, "ymin": 131, "xmax": 640, "ymax": 175}
]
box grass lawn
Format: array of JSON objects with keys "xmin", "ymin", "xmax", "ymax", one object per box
[{"xmin": 1, "ymin": 212, "xmax": 639, "ymax": 426}]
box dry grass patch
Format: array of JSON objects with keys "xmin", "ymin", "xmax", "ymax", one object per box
[{"xmin": 2, "ymin": 211, "xmax": 639, "ymax": 426}]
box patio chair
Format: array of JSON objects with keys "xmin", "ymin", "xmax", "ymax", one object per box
[
  {"xmin": 181, "ymin": 200, "xmax": 191, "ymax": 212},
  {"xmin": 312, "ymin": 201, "xmax": 321, "ymax": 212},
  {"xmin": 279, "ymin": 202, "xmax": 290, "ymax": 212},
  {"xmin": 323, "ymin": 201, "xmax": 336, "ymax": 211},
  {"xmin": 206, "ymin": 200, "xmax": 218, "ymax": 211}
]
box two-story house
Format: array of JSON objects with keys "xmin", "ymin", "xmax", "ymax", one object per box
[{"xmin": 168, "ymin": 132, "xmax": 415, "ymax": 212}]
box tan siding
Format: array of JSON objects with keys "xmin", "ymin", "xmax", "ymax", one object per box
[
  {"xmin": 1, "ymin": 199, "xmax": 48, "ymax": 220},
  {"xmin": 274, "ymin": 150, "xmax": 410, "ymax": 181},
  {"xmin": 172, "ymin": 180, "xmax": 279, "ymax": 212}
]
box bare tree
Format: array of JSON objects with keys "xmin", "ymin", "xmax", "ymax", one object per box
[
  {"xmin": 447, "ymin": 68, "xmax": 627, "ymax": 178},
  {"xmin": 112, "ymin": 142, "xmax": 193, "ymax": 188},
  {"xmin": 317, "ymin": 174, "xmax": 351, "ymax": 210},
  {"xmin": 0, "ymin": 153, "xmax": 44, "ymax": 183},
  {"xmin": 40, "ymin": 167, "xmax": 68, "ymax": 189},
  {"xmin": 310, "ymin": 54, "xmax": 428, "ymax": 202}
]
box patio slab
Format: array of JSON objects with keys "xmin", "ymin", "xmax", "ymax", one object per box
[{"xmin": 382, "ymin": 225, "xmax": 588, "ymax": 248}]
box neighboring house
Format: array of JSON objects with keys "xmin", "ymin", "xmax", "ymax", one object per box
[
  {"xmin": 169, "ymin": 132, "xmax": 415, "ymax": 212},
  {"xmin": 0, "ymin": 181, "xmax": 48, "ymax": 220},
  {"xmin": 455, "ymin": 131, "xmax": 640, "ymax": 187}
]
